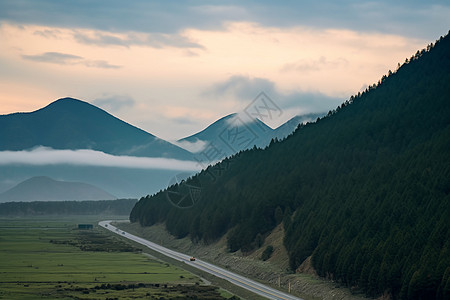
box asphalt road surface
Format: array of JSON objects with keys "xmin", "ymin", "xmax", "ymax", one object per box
[{"xmin": 99, "ymin": 220, "xmax": 304, "ymax": 300}]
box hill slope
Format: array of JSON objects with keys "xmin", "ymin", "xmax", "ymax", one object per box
[
  {"xmin": 0, "ymin": 176, "xmax": 116, "ymax": 202},
  {"xmin": 272, "ymin": 113, "xmax": 324, "ymax": 140},
  {"xmin": 0, "ymin": 97, "xmax": 193, "ymax": 159},
  {"xmin": 131, "ymin": 32, "xmax": 450, "ymax": 300}
]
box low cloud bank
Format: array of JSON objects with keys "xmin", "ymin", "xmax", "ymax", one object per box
[
  {"xmin": 0, "ymin": 147, "xmax": 201, "ymax": 171},
  {"xmin": 174, "ymin": 139, "xmax": 208, "ymax": 153}
]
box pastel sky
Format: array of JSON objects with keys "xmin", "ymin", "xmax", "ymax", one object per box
[{"xmin": 0, "ymin": 1, "xmax": 448, "ymax": 140}]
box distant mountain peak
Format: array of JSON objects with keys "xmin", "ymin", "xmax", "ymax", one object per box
[
  {"xmin": 176, "ymin": 111, "xmax": 323, "ymax": 157},
  {"xmin": 0, "ymin": 176, "xmax": 116, "ymax": 202},
  {"xmin": 176, "ymin": 112, "xmax": 274, "ymax": 157},
  {"xmin": 39, "ymin": 97, "xmax": 96, "ymax": 111},
  {"xmin": 51, "ymin": 97, "xmax": 86, "ymax": 104}
]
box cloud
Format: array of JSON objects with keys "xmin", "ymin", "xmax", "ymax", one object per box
[
  {"xmin": 92, "ymin": 95, "xmax": 135, "ymax": 112},
  {"xmin": 74, "ymin": 32, "xmax": 129, "ymax": 47},
  {"xmin": 204, "ymin": 75, "xmax": 342, "ymax": 114},
  {"xmin": 73, "ymin": 31, "xmax": 204, "ymax": 49},
  {"xmin": 144, "ymin": 33, "xmax": 204, "ymax": 49},
  {"xmin": 33, "ymin": 28, "xmax": 61, "ymax": 38},
  {"xmin": 0, "ymin": 1, "xmax": 232, "ymax": 34},
  {"xmin": 22, "ymin": 52, "xmax": 82, "ymax": 64},
  {"xmin": 83, "ymin": 60, "xmax": 121, "ymax": 69},
  {"xmin": 203, "ymin": 75, "xmax": 276, "ymax": 101},
  {"xmin": 191, "ymin": 4, "xmax": 248, "ymax": 17},
  {"xmin": 174, "ymin": 139, "xmax": 208, "ymax": 153},
  {"xmin": 172, "ymin": 116, "xmax": 199, "ymax": 125},
  {"xmin": 0, "ymin": 147, "xmax": 201, "ymax": 171},
  {"xmin": 21, "ymin": 51, "xmax": 121, "ymax": 69},
  {"xmin": 0, "ymin": 1, "xmax": 448, "ymax": 39},
  {"xmin": 282, "ymin": 56, "xmax": 349, "ymax": 73},
  {"xmin": 281, "ymin": 91, "xmax": 343, "ymax": 113}
]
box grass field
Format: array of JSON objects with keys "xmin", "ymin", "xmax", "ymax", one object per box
[{"xmin": 0, "ymin": 217, "xmax": 230, "ymax": 299}]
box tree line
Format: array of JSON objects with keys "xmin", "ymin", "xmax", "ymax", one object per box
[{"xmin": 0, "ymin": 199, "xmax": 137, "ymax": 216}]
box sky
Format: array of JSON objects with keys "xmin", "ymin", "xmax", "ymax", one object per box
[{"xmin": 0, "ymin": 1, "xmax": 449, "ymax": 141}]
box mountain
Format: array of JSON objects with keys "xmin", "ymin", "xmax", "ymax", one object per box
[
  {"xmin": 177, "ymin": 112, "xmax": 324, "ymax": 160},
  {"xmin": 0, "ymin": 97, "xmax": 321, "ymax": 199},
  {"xmin": 177, "ymin": 113, "xmax": 274, "ymax": 158},
  {"xmin": 0, "ymin": 97, "xmax": 193, "ymax": 160},
  {"xmin": 0, "ymin": 165, "xmax": 188, "ymax": 199},
  {"xmin": 0, "ymin": 97, "xmax": 199, "ymax": 200},
  {"xmin": 0, "ymin": 176, "xmax": 116, "ymax": 202},
  {"xmin": 131, "ymin": 32, "xmax": 450, "ymax": 300}
]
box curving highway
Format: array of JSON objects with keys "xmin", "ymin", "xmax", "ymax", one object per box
[{"xmin": 99, "ymin": 220, "xmax": 303, "ymax": 300}]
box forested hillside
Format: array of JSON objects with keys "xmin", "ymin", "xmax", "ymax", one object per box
[{"xmin": 130, "ymin": 32, "xmax": 450, "ymax": 299}]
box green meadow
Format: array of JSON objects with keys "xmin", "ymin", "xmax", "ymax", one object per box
[{"xmin": 0, "ymin": 217, "xmax": 228, "ymax": 299}]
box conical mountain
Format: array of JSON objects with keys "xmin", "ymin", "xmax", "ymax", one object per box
[
  {"xmin": 178, "ymin": 113, "xmax": 274, "ymax": 159},
  {"xmin": 0, "ymin": 97, "xmax": 193, "ymax": 159}
]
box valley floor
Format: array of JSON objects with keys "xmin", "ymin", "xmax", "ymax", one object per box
[
  {"xmin": 118, "ymin": 221, "xmax": 370, "ymax": 300},
  {"xmin": 0, "ymin": 217, "xmax": 232, "ymax": 300}
]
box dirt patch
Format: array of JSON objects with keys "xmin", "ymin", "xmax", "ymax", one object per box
[
  {"xmin": 297, "ymin": 256, "xmax": 317, "ymax": 276},
  {"xmin": 118, "ymin": 222, "xmax": 368, "ymax": 300}
]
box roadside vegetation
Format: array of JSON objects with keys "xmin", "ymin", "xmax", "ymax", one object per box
[{"xmin": 118, "ymin": 221, "xmax": 368, "ymax": 300}]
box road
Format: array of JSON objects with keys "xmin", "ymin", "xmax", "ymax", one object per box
[{"xmin": 99, "ymin": 220, "xmax": 304, "ymax": 300}]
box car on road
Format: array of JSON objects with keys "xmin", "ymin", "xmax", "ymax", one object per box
[{"xmin": 189, "ymin": 257, "xmax": 196, "ymax": 261}]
